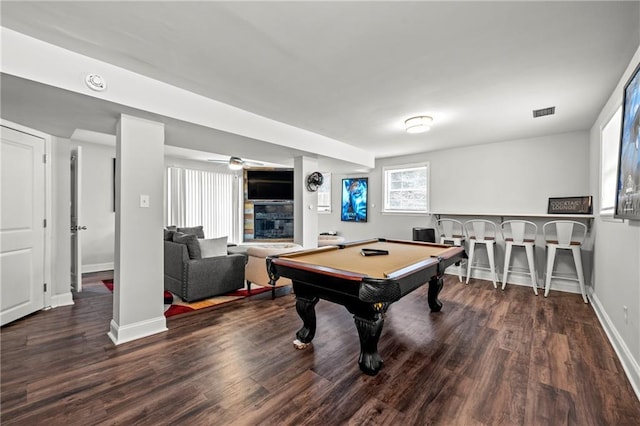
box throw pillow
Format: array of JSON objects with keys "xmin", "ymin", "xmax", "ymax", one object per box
[
  {"xmin": 172, "ymin": 232, "xmax": 202, "ymax": 259},
  {"xmin": 163, "ymin": 229, "xmax": 175, "ymax": 241},
  {"xmin": 199, "ymin": 236, "xmax": 229, "ymax": 258},
  {"xmin": 177, "ymin": 226, "xmax": 205, "ymax": 238}
]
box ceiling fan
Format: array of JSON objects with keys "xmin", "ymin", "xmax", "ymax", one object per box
[{"xmin": 208, "ymin": 156, "xmax": 263, "ymax": 170}]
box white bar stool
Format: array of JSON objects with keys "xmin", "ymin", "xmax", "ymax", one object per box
[
  {"xmin": 435, "ymin": 218, "xmax": 466, "ymax": 282},
  {"xmin": 464, "ymin": 219, "xmax": 499, "ymax": 288},
  {"xmin": 543, "ymin": 220, "xmax": 588, "ymax": 303},
  {"xmin": 500, "ymin": 220, "xmax": 538, "ymax": 295}
]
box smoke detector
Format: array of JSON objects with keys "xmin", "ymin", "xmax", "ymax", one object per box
[{"xmin": 85, "ymin": 74, "xmax": 107, "ymax": 91}]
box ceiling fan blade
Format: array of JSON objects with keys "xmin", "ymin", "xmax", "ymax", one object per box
[{"xmin": 207, "ymin": 156, "xmax": 263, "ymax": 168}]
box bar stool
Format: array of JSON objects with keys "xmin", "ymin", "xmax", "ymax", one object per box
[
  {"xmin": 500, "ymin": 220, "xmax": 538, "ymax": 295},
  {"xmin": 464, "ymin": 219, "xmax": 499, "ymax": 288},
  {"xmin": 435, "ymin": 218, "xmax": 465, "ymax": 282},
  {"xmin": 543, "ymin": 220, "xmax": 588, "ymax": 303}
]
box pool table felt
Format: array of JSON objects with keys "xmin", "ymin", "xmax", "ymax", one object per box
[{"xmin": 276, "ymin": 241, "xmax": 459, "ymax": 279}]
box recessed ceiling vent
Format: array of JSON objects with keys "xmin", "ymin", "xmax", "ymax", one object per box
[{"xmin": 533, "ymin": 106, "xmax": 555, "ymax": 118}]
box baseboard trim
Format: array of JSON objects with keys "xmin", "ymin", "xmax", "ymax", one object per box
[
  {"xmin": 445, "ymin": 265, "xmax": 583, "ymax": 294},
  {"xmin": 107, "ymin": 317, "xmax": 167, "ymax": 345},
  {"xmin": 589, "ymin": 292, "xmax": 640, "ymax": 402},
  {"xmin": 83, "ymin": 263, "xmax": 114, "ymax": 273},
  {"xmin": 50, "ymin": 292, "xmax": 74, "ymax": 308}
]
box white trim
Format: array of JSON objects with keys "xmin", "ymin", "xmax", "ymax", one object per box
[
  {"xmin": 83, "ymin": 263, "xmax": 115, "ymax": 274},
  {"xmin": 382, "ymin": 162, "xmax": 430, "ymax": 214},
  {"xmin": 599, "ymin": 105, "xmax": 622, "ymax": 217},
  {"xmin": 50, "ymin": 292, "xmax": 74, "ymax": 308},
  {"xmin": 462, "ymin": 268, "xmax": 583, "ymax": 295},
  {"xmin": 107, "ymin": 317, "xmax": 167, "ymax": 345},
  {"xmin": 590, "ymin": 292, "xmax": 640, "ymax": 402}
]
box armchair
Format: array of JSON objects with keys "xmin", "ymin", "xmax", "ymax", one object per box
[{"xmin": 164, "ymin": 240, "xmax": 247, "ymax": 302}]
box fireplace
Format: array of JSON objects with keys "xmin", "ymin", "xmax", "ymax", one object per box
[{"xmin": 253, "ymin": 202, "xmax": 294, "ymax": 240}]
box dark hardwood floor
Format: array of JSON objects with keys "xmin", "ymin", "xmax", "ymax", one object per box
[{"xmin": 2, "ymin": 272, "xmax": 639, "ymax": 425}]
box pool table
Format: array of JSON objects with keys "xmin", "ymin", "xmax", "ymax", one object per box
[{"xmin": 266, "ymin": 238, "xmax": 466, "ymax": 375}]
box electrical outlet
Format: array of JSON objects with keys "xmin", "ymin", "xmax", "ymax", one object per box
[{"xmin": 623, "ymin": 305, "xmax": 628, "ymax": 324}]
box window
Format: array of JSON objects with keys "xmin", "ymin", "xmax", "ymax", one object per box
[
  {"xmin": 167, "ymin": 166, "xmax": 242, "ymax": 242},
  {"xmin": 383, "ymin": 163, "xmax": 429, "ymax": 213},
  {"xmin": 317, "ymin": 172, "xmax": 331, "ymax": 213},
  {"xmin": 600, "ymin": 106, "xmax": 622, "ymax": 216}
]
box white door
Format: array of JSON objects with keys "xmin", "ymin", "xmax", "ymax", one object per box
[
  {"xmin": 0, "ymin": 125, "xmax": 46, "ymax": 326},
  {"xmin": 70, "ymin": 146, "xmax": 83, "ymax": 292}
]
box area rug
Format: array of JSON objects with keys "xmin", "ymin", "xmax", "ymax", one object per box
[{"xmin": 101, "ymin": 279, "xmax": 273, "ymax": 318}]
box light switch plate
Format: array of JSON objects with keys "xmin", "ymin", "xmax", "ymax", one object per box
[{"xmin": 140, "ymin": 194, "xmax": 150, "ymax": 208}]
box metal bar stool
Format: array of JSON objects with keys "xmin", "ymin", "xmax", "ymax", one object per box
[
  {"xmin": 543, "ymin": 220, "xmax": 588, "ymax": 303},
  {"xmin": 500, "ymin": 220, "xmax": 538, "ymax": 295},
  {"xmin": 436, "ymin": 218, "xmax": 466, "ymax": 282},
  {"xmin": 464, "ymin": 219, "xmax": 499, "ymax": 288}
]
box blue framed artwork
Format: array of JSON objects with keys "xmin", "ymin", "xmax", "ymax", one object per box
[
  {"xmin": 615, "ymin": 62, "xmax": 640, "ymax": 220},
  {"xmin": 341, "ymin": 177, "xmax": 368, "ymax": 222}
]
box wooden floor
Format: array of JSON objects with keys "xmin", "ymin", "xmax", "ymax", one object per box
[{"xmin": 2, "ymin": 273, "xmax": 639, "ymax": 425}]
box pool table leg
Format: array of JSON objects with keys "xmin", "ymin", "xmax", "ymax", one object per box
[
  {"xmin": 294, "ymin": 295, "xmax": 319, "ymax": 349},
  {"xmin": 353, "ymin": 314, "xmax": 384, "ymax": 376},
  {"xmin": 427, "ymin": 276, "xmax": 444, "ymax": 312}
]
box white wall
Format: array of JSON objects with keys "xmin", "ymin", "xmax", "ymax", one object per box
[
  {"xmin": 588, "ymin": 45, "xmax": 640, "ymax": 398},
  {"xmin": 69, "ymin": 140, "xmax": 116, "ymax": 272},
  {"xmin": 319, "ymin": 130, "xmax": 590, "ymax": 242}
]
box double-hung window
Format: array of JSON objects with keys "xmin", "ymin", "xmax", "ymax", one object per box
[
  {"xmin": 166, "ymin": 166, "xmax": 242, "ymax": 242},
  {"xmin": 317, "ymin": 172, "xmax": 332, "ymax": 213},
  {"xmin": 382, "ymin": 163, "xmax": 429, "ymax": 214},
  {"xmin": 600, "ymin": 106, "xmax": 622, "ymax": 217}
]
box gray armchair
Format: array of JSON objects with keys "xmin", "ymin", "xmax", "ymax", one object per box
[{"xmin": 164, "ymin": 240, "xmax": 247, "ymax": 302}]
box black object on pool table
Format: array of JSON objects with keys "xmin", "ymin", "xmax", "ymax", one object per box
[
  {"xmin": 360, "ymin": 248, "xmax": 389, "ymax": 256},
  {"xmin": 266, "ymin": 238, "xmax": 467, "ymax": 376}
]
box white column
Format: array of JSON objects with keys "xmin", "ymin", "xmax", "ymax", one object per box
[
  {"xmin": 293, "ymin": 156, "xmax": 319, "ymax": 249},
  {"xmin": 108, "ymin": 114, "xmax": 167, "ymax": 345}
]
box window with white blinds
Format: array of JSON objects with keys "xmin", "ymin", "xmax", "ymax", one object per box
[
  {"xmin": 600, "ymin": 106, "xmax": 622, "ymax": 216},
  {"xmin": 167, "ymin": 167, "xmax": 242, "ymax": 242},
  {"xmin": 317, "ymin": 172, "xmax": 331, "ymax": 213}
]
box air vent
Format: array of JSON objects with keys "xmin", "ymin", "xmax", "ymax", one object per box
[{"xmin": 533, "ymin": 106, "xmax": 555, "ymax": 118}]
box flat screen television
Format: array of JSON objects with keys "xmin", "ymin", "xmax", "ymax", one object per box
[{"xmin": 247, "ymin": 170, "xmax": 294, "ymax": 200}]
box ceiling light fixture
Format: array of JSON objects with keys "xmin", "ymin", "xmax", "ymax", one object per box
[
  {"xmin": 404, "ymin": 116, "xmax": 433, "ymax": 134},
  {"xmin": 228, "ymin": 156, "xmax": 244, "ymax": 170}
]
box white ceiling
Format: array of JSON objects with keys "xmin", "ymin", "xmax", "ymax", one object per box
[{"xmin": 1, "ymin": 1, "xmax": 639, "ymax": 169}]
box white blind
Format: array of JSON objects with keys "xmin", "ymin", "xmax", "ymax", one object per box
[
  {"xmin": 600, "ymin": 106, "xmax": 622, "ymax": 216},
  {"xmin": 317, "ymin": 172, "xmax": 331, "ymax": 213},
  {"xmin": 167, "ymin": 166, "xmax": 241, "ymax": 242}
]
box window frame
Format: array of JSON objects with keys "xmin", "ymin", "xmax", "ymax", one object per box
[
  {"xmin": 382, "ymin": 162, "xmax": 430, "ymax": 215},
  {"xmin": 599, "ymin": 105, "xmax": 623, "ymax": 219},
  {"xmin": 317, "ymin": 172, "xmax": 332, "ymax": 213}
]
